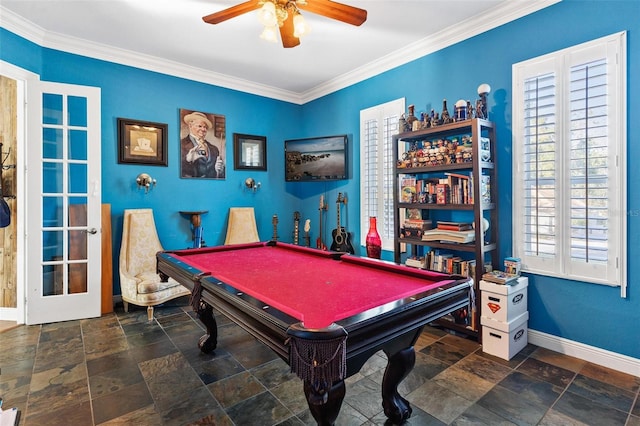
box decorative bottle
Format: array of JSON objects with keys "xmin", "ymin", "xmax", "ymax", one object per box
[
  {"xmin": 406, "ymin": 104, "xmax": 418, "ymax": 131},
  {"xmin": 441, "ymin": 99, "xmax": 451, "ymax": 124},
  {"xmin": 366, "ymin": 216, "xmax": 382, "ymax": 259}
]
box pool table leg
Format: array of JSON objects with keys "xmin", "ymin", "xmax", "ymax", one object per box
[
  {"xmin": 196, "ymin": 302, "xmax": 218, "ymax": 353},
  {"xmin": 381, "ymin": 346, "xmax": 415, "ymax": 423},
  {"xmin": 303, "ymin": 379, "xmax": 345, "ymax": 426}
]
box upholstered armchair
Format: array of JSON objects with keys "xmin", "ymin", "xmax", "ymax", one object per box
[{"xmin": 119, "ymin": 209, "xmax": 190, "ymax": 320}]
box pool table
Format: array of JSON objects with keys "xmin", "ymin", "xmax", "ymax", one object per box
[{"xmin": 156, "ymin": 241, "xmax": 471, "ymax": 425}]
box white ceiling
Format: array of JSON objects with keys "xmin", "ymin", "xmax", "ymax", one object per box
[{"xmin": 1, "ymin": 0, "xmax": 559, "ymax": 103}]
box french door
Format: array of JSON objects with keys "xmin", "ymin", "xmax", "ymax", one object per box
[{"xmin": 26, "ymin": 81, "xmax": 102, "ymax": 324}]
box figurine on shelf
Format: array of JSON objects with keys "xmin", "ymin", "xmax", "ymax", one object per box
[
  {"xmin": 467, "ymin": 100, "xmax": 474, "ymax": 120},
  {"xmin": 454, "ymin": 99, "xmax": 467, "ymax": 121},
  {"xmin": 421, "ymin": 112, "xmax": 430, "ymax": 128},
  {"xmin": 406, "ymin": 105, "xmax": 419, "ymax": 131},
  {"xmin": 428, "ymin": 109, "xmax": 435, "ymax": 127},
  {"xmin": 477, "ymin": 83, "xmax": 491, "ymax": 119},
  {"xmin": 475, "ymin": 99, "xmax": 485, "ymax": 120},
  {"xmin": 399, "ymin": 114, "xmax": 407, "ymax": 133}
]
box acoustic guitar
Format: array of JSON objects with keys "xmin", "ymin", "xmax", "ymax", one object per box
[
  {"xmin": 330, "ymin": 192, "xmax": 354, "ymax": 254},
  {"xmin": 303, "ymin": 219, "xmax": 311, "ymax": 247},
  {"xmin": 316, "ymin": 195, "xmax": 327, "ymax": 250}
]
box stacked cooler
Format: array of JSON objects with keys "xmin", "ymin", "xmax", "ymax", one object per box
[{"xmin": 479, "ymin": 277, "xmax": 529, "ymax": 360}]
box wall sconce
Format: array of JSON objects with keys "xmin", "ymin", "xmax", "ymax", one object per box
[
  {"xmin": 244, "ymin": 177, "xmax": 261, "ymax": 193},
  {"xmin": 136, "ymin": 173, "xmax": 156, "ymax": 194}
]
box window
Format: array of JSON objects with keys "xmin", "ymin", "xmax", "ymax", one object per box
[
  {"xmin": 360, "ymin": 98, "xmax": 405, "ymax": 251},
  {"xmin": 512, "ymin": 32, "xmax": 626, "ymax": 293}
]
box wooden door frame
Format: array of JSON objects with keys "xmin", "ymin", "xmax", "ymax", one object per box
[{"xmin": 0, "ymin": 60, "xmax": 38, "ymax": 324}]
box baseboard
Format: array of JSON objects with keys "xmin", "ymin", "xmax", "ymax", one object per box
[
  {"xmin": 0, "ymin": 307, "xmax": 18, "ymax": 321},
  {"xmin": 528, "ymin": 329, "xmax": 640, "ymax": 378}
]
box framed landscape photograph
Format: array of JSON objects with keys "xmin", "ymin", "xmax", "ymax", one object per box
[
  {"xmin": 117, "ymin": 118, "xmax": 168, "ymax": 166},
  {"xmin": 233, "ymin": 133, "xmax": 267, "ymax": 171}
]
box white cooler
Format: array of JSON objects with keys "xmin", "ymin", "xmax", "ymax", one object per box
[
  {"xmin": 481, "ymin": 311, "xmax": 528, "ymax": 360},
  {"xmin": 480, "ymin": 277, "xmax": 528, "ymax": 323}
]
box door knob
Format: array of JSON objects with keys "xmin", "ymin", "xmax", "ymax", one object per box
[{"xmin": 86, "ymin": 228, "xmax": 98, "ymax": 234}]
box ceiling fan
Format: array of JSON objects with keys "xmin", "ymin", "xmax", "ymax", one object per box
[{"xmin": 203, "ymin": 0, "xmax": 367, "ymax": 48}]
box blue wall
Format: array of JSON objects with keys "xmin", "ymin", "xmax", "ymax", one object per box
[
  {"xmin": 299, "ymin": 0, "xmax": 640, "ymax": 359},
  {"xmin": 2, "ymin": 0, "xmax": 639, "ymax": 359}
]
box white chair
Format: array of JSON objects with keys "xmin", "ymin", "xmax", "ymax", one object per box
[
  {"xmin": 224, "ymin": 207, "xmax": 260, "ymax": 245},
  {"xmin": 119, "ymin": 209, "xmax": 190, "ymax": 320}
]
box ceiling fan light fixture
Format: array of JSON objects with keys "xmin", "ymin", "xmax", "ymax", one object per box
[
  {"xmin": 204, "ymin": 0, "xmax": 367, "ymax": 48},
  {"xmin": 260, "ymin": 24, "xmax": 279, "ymax": 43},
  {"xmin": 293, "ymin": 13, "xmax": 310, "ymax": 37},
  {"xmin": 258, "ymin": 1, "xmax": 277, "ymax": 27}
]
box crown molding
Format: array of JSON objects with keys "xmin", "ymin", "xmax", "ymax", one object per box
[
  {"xmin": 299, "ymin": 0, "xmax": 561, "ymax": 103},
  {"xmin": 0, "ymin": 6, "xmax": 303, "ymax": 104},
  {"xmin": 1, "ymin": 1, "xmax": 560, "ymax": 105}
]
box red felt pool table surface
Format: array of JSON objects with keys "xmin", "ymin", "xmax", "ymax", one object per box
[{"xmin": 164, "ymin": 242, "xmax": 456, "ymax": 329}]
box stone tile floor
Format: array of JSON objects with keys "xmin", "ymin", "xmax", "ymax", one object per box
[{"xmin": 1, "ymin": 298, "xmax": 639, "ymax": 425}]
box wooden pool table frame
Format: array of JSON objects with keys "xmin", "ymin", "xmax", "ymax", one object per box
[{"xmin": 157, "ymin": 242, "xmax": 471, "ymax": 425}]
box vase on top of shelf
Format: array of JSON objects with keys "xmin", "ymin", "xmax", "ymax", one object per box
[
  {"xmin": 440, "ymin": 99, "xmax": 451, "ymax": 124},
  {"xmin": 366, "ymin": 216, "xmax": 382, "ymax": 259}
]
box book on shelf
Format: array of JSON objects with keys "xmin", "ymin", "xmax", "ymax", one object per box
[
  {"xmin": 422, "ymin": 228, "xmax": 475, "ymax": 244},
  {"xmin": 444, "ymin": 172, "xmax": 472, "ymax": 204},
  {"xmin": 482, "ymin": 270, "xmax": 519, "ymax": 284},
  {"xmin": 435, "ymin": 183, "xmax": 449, "ymax": 204},
  {"xmin": 437, "ymin": 221, "xmax": 472, "ymax": 231},
  {"xmin": 402, "ymin": 211, "xmax": 433, "ymax": 239},
  {"xmin": 405, "ymin": 208, "xmax": 422, "ymax": 220},
  {"xmin": 423, "ymin": 249, "xmax": 474, "ymax": 277},
  {"xmin": 405, "ymin": 257, "xmax": 426, "ymax": 269},
  {"xmin": 468, "ymin": 259, "xmax": 477, "ymax": 281},
  {"xmin": 400, "ymin": 176, "xmax": 417, "ymax": 203},
  {"xmin": 402, "ymin": 221, "xmax": 432, "ymax": 239},
  {"xmin": 404, "ymin": 219, "xmax": 432, "ymax": 228}
]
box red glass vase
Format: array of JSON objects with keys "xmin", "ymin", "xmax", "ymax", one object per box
[{"xmin": 366, "ymin": 216, "xmax": 382, "ymax": 259}]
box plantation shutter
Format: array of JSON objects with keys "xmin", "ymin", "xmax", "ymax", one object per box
[
  {"xmin": 522, "ymin": 72, "xmax": 557, "ymax": 260},
  {"xmin": 513, "ymin": 32, "xmax": 625, "ymax": 291},
  {"xmin": 360, "ymin": 98, "xmax": 404, "ymax": 251},
  {"xmin": 568, "ymin": 58, "xmax": 609, "ymax": 266}
]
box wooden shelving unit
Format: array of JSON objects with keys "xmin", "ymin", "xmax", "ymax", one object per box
[{"xmin": 392, "ymin": 118, "xmax": 499, "ymax": 338}]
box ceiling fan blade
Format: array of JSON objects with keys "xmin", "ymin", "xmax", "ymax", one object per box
[
  {"xmin": 298, "ymin": 0, "xmax": 367, "ymax": 26},
  {"xmin": 203, "ymin": 0, "xmax": 262, "ymax": 25},
  {"xmin": 280, "ymin": 13, "xmax": 300, "ymax": 48}
]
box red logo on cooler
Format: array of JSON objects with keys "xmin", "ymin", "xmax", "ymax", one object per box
[{"xmin": 487, "ymin": 302, "xmax": 501, "ymax": 313}]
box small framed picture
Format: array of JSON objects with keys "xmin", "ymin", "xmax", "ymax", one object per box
[
  {"xmin": 117, "ymin": 118, "xmax": 168, "ymax": 166},
  {"xmin": 233, "ymin": 133, "xmax": 267, "ymax": 171}
]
